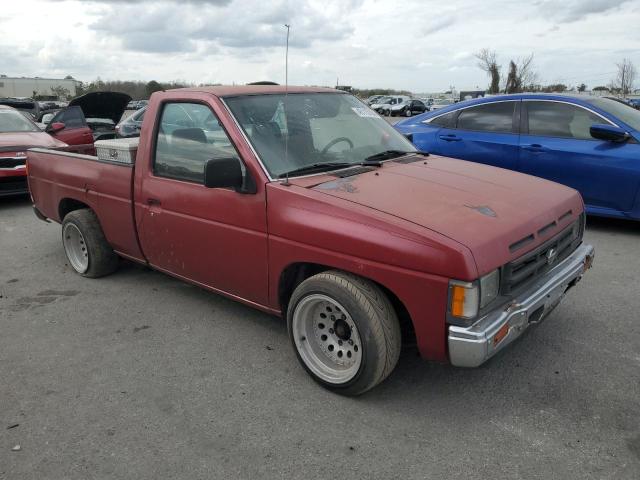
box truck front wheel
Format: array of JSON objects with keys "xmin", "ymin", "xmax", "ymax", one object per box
[
  {"xmin": 61, "ymin": 209, "xmax": 118, "ymax": 278},
  {"xmin": 287, "ymin": 271, "xmax": 401, "ymax": 395}
]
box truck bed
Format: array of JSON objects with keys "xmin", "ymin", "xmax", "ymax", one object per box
[{"xmin": 27, "ymin": 148, "xmax": 144, "ymax": 261}]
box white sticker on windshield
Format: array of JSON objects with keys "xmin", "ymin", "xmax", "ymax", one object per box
[{"xmin": 351, "ymin": 107, "xmax": 379, "ymax": 118}]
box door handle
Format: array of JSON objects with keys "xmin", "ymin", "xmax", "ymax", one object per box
[
  {"xmin": 147, "ymin": 198, "xmax": 161, "ymax": 206},
  {"xmin": 521, "ymin": 144, "xmax": 548, "ymax": 152},
  {"xmin": 439, "ymin": 134, "xmax": 462, "ymax": 142}
]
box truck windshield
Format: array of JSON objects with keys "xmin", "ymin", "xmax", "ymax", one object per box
[
  {"xmin": 225, "ymin": 93, "xmax": 416, "ymax": 178},
  {"xmin": 0, "ymin": 109, "xmax": 40, "ymax": 133}
]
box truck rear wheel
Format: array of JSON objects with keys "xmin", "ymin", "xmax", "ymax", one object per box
[
  {"xmin": 287, "ymin": 271, "xmax": 401, "ymax": 396},
  {"xmin": 61, "ymin": 209, "xmax": 118, "ymax": 278}
]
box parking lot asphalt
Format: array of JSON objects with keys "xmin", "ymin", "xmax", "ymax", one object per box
[{"xmin": 1, "ymin": 193, "xmax": 639, "ymax": 479}]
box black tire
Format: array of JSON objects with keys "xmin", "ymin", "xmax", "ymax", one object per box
[
  {"xmin": 62, "ymin": 209, "xmax": 118, "ymax": 278},
  {"xmin": 287, "ymin": 270, "xmax": 401, "ymax": 396}
]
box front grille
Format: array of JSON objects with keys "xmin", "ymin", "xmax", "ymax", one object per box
[
  {"xmin": 0, "ymin": 157, "xmax": 26, "ymax": 169},
  {"xmin": 0, "ymin": 176, "xmax": 28, "ymax": 194},
  {"xmin": 502, "ymin": 216, "xmax": 583, "ymax": 294}
]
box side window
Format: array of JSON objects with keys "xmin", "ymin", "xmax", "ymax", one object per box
[
  {"xmin": 52, "ymin": 106, "xmax": 86, "ymax": 128},
  {"xmin": 154, "ymin": 102, "xmax": 242, "ymax": 184},
  {"xmin": 527, "ymin": 102, "xmax": 603, "ymax": 140},
  {"xmin": 428, "ymin": 110, "xmax": 457, "ymax": 128},
  {"xmin": 456, "ymin": 102, "xmax": 515, "ymax": 133}
]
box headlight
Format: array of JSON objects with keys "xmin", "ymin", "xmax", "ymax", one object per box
[
  {"xmin": 449, "ymin": 269, "xmax": 500, "ymax": 320},
  {"xmin": 449, "ymin": 280, "xmax": 479, "ymax": 319},
  {"xmin": 479, "ymin": 269, "xmax": 500, "ymax": 309}
]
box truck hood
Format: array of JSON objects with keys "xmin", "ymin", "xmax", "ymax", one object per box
[
  {"xmin": 0, "ymin": 131, "xmax": 67, "ymax": 151},
  {"xmin": 69, "ymin": 91, "xmax": 132, "ymax": 124},
  {"xmin": 297, "ymin": 155, "xmax": 583, "ymax": 276}
]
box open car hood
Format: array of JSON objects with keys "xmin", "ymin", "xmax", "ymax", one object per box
[{"xmin": 69, "ymin": 91, "xmax": 132, "ymax": 124}]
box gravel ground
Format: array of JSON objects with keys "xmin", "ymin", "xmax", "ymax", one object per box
[{"xmin": 1, "ymin": 194, "xmax": 639, "ymax": 480}]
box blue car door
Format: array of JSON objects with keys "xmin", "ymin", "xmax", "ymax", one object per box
[
  {"xmin": 519, "ymin": 100, "xmax": 640, "ymax": 213},
  {"xmin": 435, "ymin": 100, "xmax": 521, "ymax": 170}
]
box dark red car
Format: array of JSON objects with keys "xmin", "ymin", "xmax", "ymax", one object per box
[
  {"xmin": 46, "ymin": 91, "xmax": 131, "ymax": 156},
  {"xmin": 0, "ymin": 105, "xmax": 67, "ymax": 197}
]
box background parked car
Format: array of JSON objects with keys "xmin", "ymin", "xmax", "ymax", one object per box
[
  {"xmin": 365, "ymin": 95, "xmax": 384, "ymax": 106},
  {"xmin": 389, "ymin": 99, "xmax": 428, "ymax": 117},
  {"xmin": 627, "ymin": 98, "xmax": 640, "ymax": 110},
  {"xmin": 0, "ymin": 97, "xmax": 40, "ymax": 120},
  {"xmin": 395, "ymin": 93, "xmax": 640, "ymax": 221},
  {"xmin": 39, "ymin": 110, "xmax": 60, "ymax": 125},
  {"xmin": 429, "ymin": 98, "xmax": 455, "ymax": 110},
  {"xmin": 116, "ymin": 106, "xmax": 146, "ymax": 138},
  {"xmin": 127, "ymin": 99, "xmax": 149, "ymax": 110},
  {"xmin": 374, "ymin": 96, "xmax": 410, "ymax": 115},
  {"xmin": 46, "ymin": 91, "xmax": 131, "ymax": 155},
  {"xmin": 0, "ymin": 105, "xmax": 67, "ymax": 196}
]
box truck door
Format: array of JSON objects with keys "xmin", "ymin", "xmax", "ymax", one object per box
[
  {"xmin": 46, "ymin": 106, "xmax": 95, "ymax": 155},
  {"xmin": 136, "ymin": 101, "xmax": 269, "ymax": 306}
]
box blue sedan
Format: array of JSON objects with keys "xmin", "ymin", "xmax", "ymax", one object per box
[{"xmin": 395, "ymin": 94, "xmax": 640, "ymax": 220}]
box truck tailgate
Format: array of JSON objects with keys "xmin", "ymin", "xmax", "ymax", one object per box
[{"xmin": 27, "ymin": 149, "xmax": 144, "ymax": 261}]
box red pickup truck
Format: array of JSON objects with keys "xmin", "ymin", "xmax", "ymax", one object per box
[{"xmin": 27, "ymin": 86, "xmax": 595, "ymax": 395}]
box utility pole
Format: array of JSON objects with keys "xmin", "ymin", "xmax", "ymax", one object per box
[{"xmin": 284, "ymin": 24, "xmax": 290, "ymax": 87}]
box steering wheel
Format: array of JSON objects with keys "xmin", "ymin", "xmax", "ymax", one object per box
[{"xmin": 321, "ymin": 137, "xmax": 354, "ymax": 155}]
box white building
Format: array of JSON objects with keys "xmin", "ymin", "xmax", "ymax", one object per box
[{"xmin": 0, "ymin": 76, "xmax": 80, "ymax": 99}]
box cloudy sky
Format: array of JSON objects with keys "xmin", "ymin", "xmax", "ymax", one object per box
[{"xmin": 1, "ymin": 0, "xmax": 639, "ymax": 92}]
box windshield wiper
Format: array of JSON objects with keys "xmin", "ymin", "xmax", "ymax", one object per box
[
  {"xmin": 278, "ymin": 162, "xmax": 353, "ymax": 178},
  {"xmin": 362, "ymin": 150, "xmax": 417, "ymax": 163}
]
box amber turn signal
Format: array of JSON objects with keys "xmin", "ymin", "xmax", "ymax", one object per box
[
  {"xmin": 451, "ymin": 285, "xmax": 467, "ymax": 318},
  {"xmin": 493, "ymin": 323, "xmax": 510, "ymax": 346}
]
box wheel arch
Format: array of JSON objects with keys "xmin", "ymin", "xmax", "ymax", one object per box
[
  {"xmin": 277, "ymin": 262, "xmax": 417, "ymax": 347},
  {"xmin": 58, "ymin": 197, "xmax": 91, "ymax": 222}
]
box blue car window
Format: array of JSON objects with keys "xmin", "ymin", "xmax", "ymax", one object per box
[
  {"xmin": 456, "ymin": 101, "xmax": 515, "ymax": 133},
  {"xmin": 585, "ymin": 97, "xmax": 640, "ymax": 131},
  {"xmin": 428, "ymin": 110, "xmax": 457, "ymax": 128},
  {"xmin": 527, "ymin": 102, "xmax": 602, "ymax": 140}
]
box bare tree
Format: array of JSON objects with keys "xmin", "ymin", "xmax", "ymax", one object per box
[
  {"xmin": 517, "ymin": 54, "xmax": 537, "ymax": 90},
  {"xmin": 504, "ymin": 54, "xmax": 536, "ymax": 93},
  {"xmin": 475, "ymin": 49, "xmax": 501, "ymax": 94},
  {"xmin": 613, "ymin": 58, "xmax": 636, "ymax": 97}
]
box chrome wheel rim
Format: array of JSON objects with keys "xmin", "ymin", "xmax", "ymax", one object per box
[
  {"xmin": 63, "ymin": 223, "xmax": 89, "ymax": 273},
  {"xmin": 292, "ymin": 294, "xmax": 362, "ymax": 384}
]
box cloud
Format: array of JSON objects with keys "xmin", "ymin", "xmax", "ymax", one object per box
[
  {"xmin": 539, "ymin": 0, "xmax": 631, "ymax": 23},
  {"xmin": 86, "ymin": 0, "xmax": 359, "ymax": 53},
  {"xmin": 422, "ymin": 15, "xmax": 456, "ymax": 35},
  {"xmin": 121, "ymin": 32, "xmax": 195, "ymax": 53},
  {"xmin": 2, "ymin": 0, "xmax": 640, "ymax": 92}
]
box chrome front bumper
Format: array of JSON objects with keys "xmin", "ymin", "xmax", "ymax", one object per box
[{"xmin": 448, "ymin": 243, "xmax": 595, "ymax": 367}]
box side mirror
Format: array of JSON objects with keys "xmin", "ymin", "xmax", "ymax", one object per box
[
  {"xmin": 47, "ymin": 122, "xmax": 66, "ymax": 133},
  {"xmin": 590, "ymin": 124, "xmax": 630, "ymax": 143},
  {"xmin": 204, "ymin": 157, "xmax": 244, "ymax": 191}
]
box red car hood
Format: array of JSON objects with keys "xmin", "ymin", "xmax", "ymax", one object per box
[
  {"xmin": 295, "ymin": 155, "xmax": 584, "ymax": 276},
  {"xmin": 0, "ymin": 131, "xmax": 67, "ymax": 151}
]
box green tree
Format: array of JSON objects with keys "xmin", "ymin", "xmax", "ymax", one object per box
[
  {"xmin": 50, "ymin": 85, "xmax": 71, "ymax": 100},
  {"xmin": 578, "ymin": 83, "xmax": 587, "ymax": 92},
  {"xmin": 146, "ymin": 80, "xmax": 163, "ymax": 97}
]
